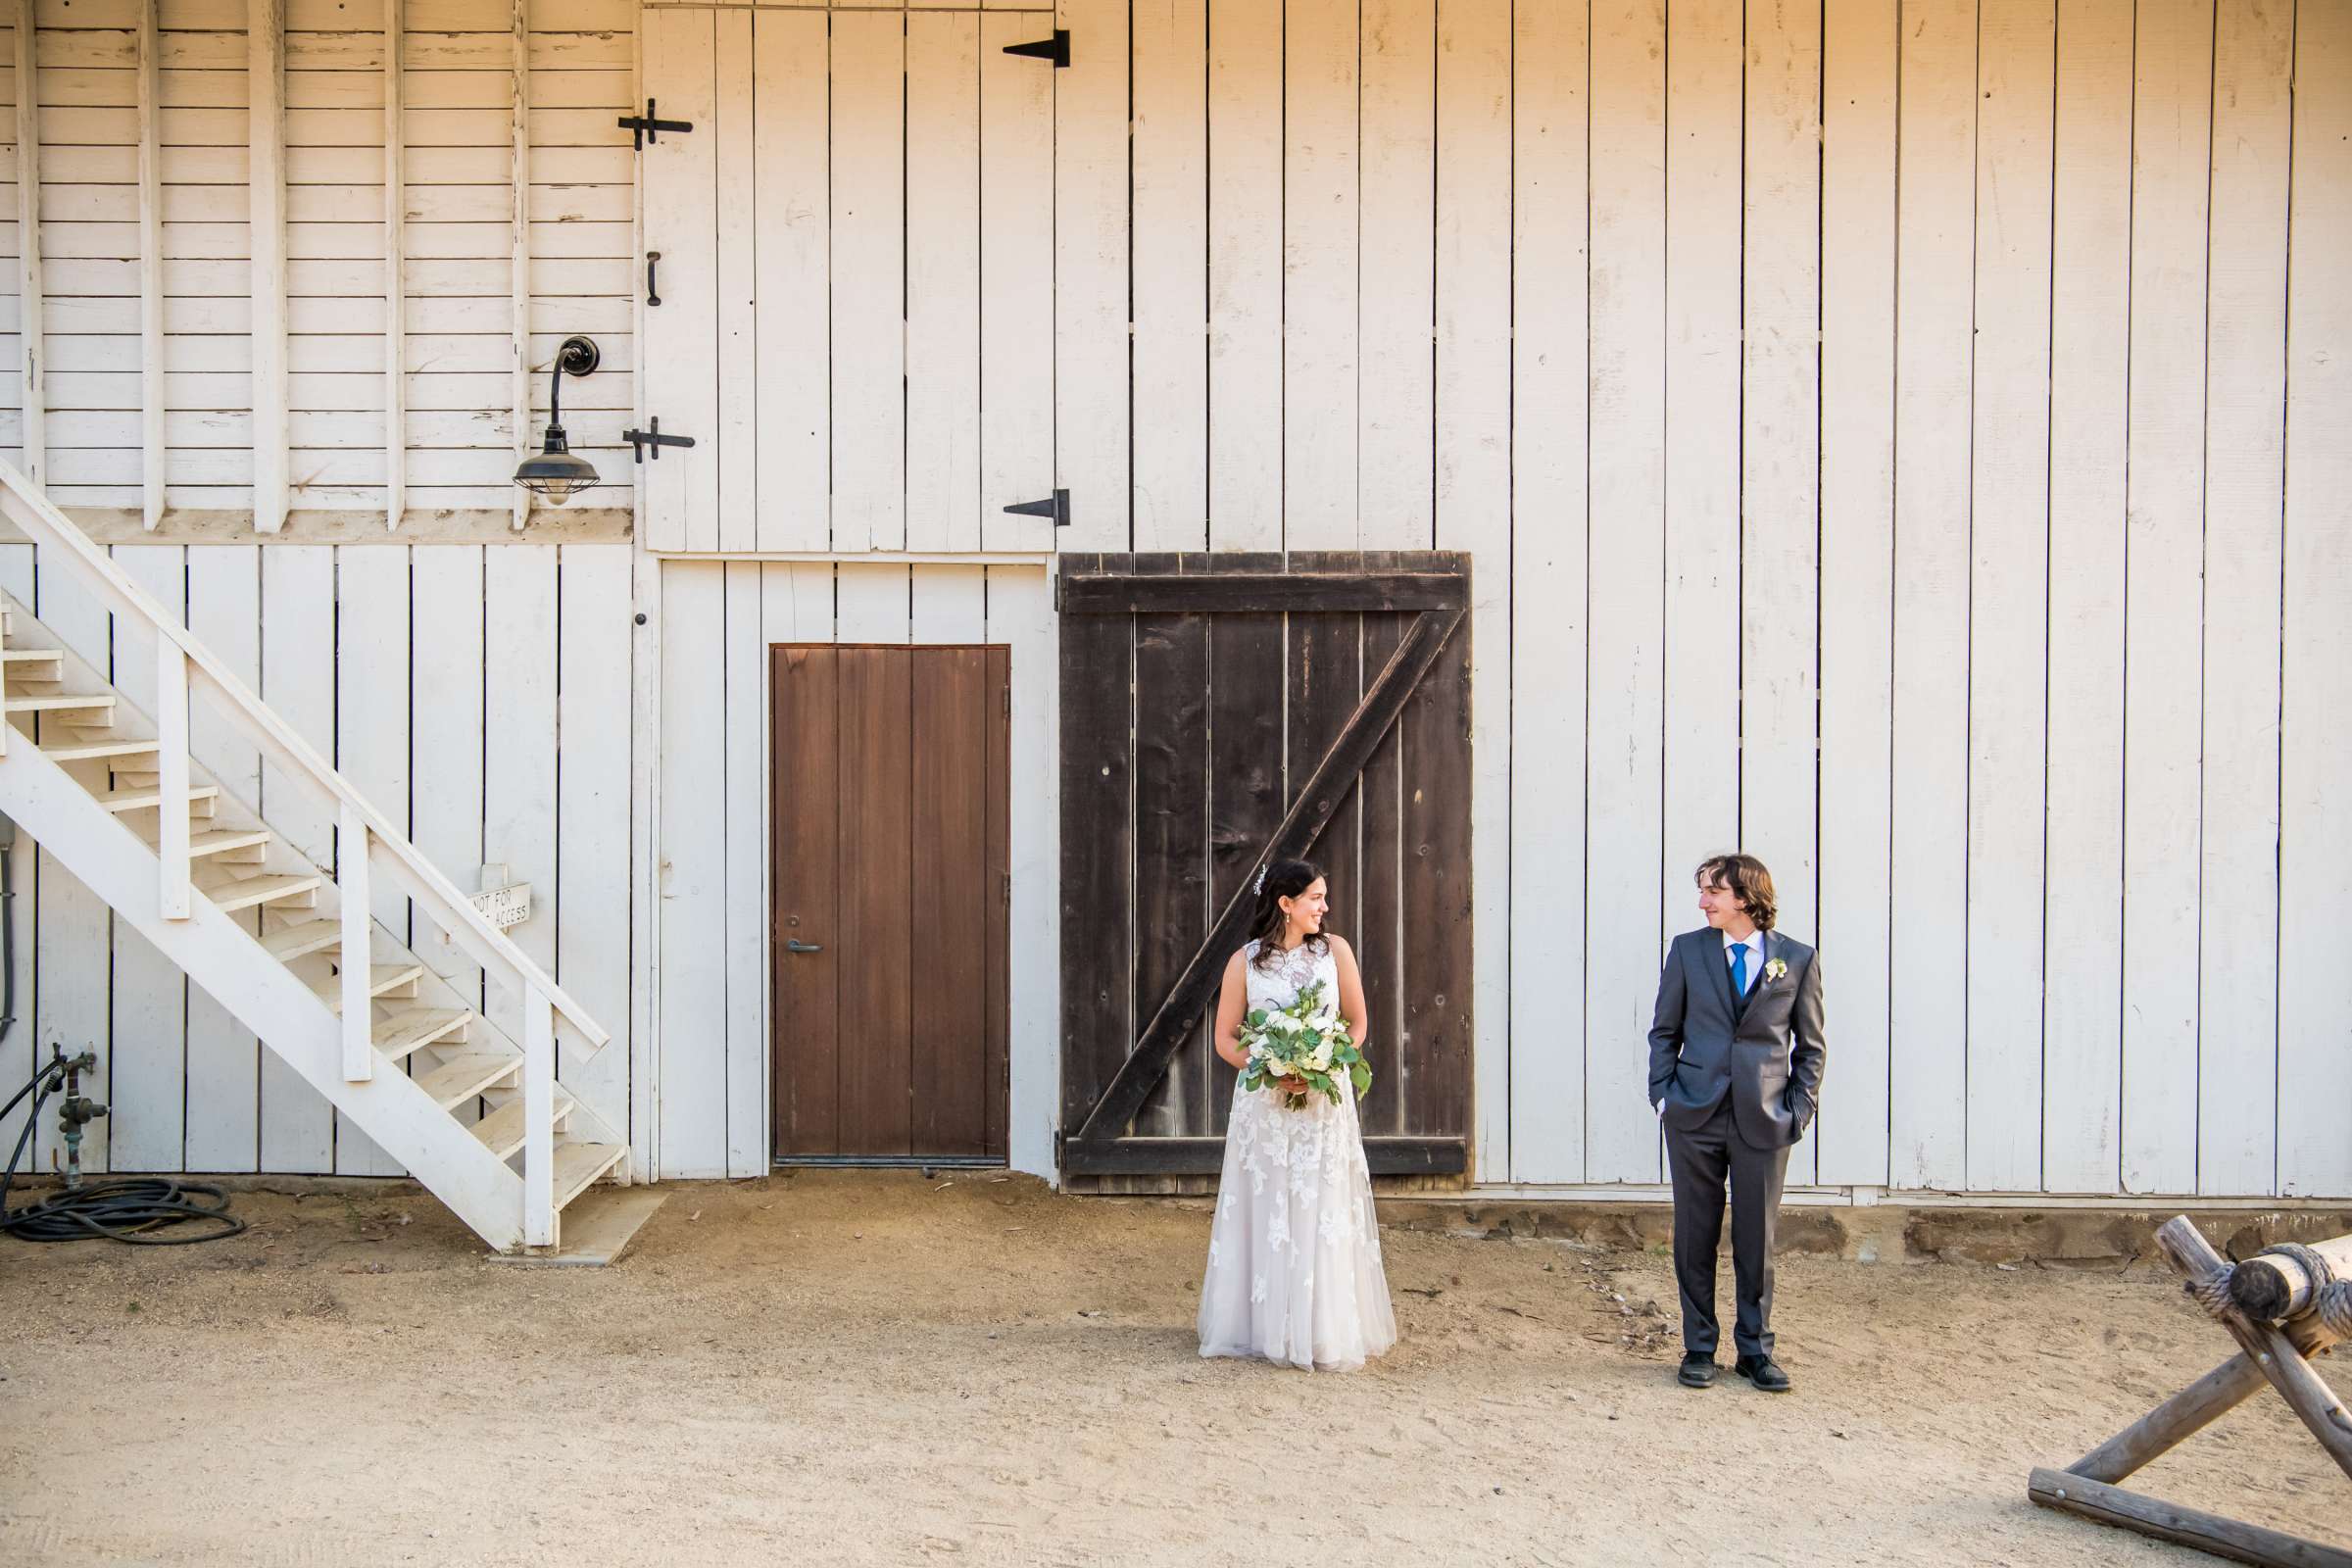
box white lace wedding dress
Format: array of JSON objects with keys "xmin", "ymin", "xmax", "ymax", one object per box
[{"xmin": 1197, "ymin": 938, "xmax": 1398, "ymax": 1371}]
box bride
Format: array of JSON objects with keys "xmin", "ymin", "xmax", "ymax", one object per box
[{"xmin": 1197, "ymin": 858, "xmax": 1398, "ymax": 1371}]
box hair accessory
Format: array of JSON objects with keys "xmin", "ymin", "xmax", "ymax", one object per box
[{"xmin": 1252, "ymin": 865, "xmax": 1268, "ymax": 897}]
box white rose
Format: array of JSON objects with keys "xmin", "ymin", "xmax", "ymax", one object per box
[{"xmin": 1308, "ymin": 1043, "xmax": 1334, "ymax": 1072}]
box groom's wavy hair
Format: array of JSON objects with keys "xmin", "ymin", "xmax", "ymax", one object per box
[
  {"xmin": 1696, "ymin": 854, "xmax": 1778, "ymax": 930},
  {"xmin": 1247, "ymin": 858, "xmax": 1333, "ymax": 969}
]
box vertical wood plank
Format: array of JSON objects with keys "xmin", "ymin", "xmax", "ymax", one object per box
[
  {"xmin": 1584, "ymin": 0, "xmax": 1667, "ymax": 1184},
  {"xmin": 712, "ymin": 7, "xmax": 754, "ymax": 553},
  {"xmin": 1131, "ymin": 0, "xmax": 1207, "ymax": 552},
  {"xmin": 14, "ymin": 0, "xmax": 39, "ymax": 488},
  {"xmin": 906, "ymin": 10, "xmax": 982, "ymax": 554},
  {"xmin": 1661, "ymin": 0, "xmax": 1741, "ymax": 938},
  {"xmin": 554, "ymin": 546, "xmax": 633, "ymax": 1139},
  {"xmin": 409, "ymin": 545, "xmax": 484, "ymax": 1061},
  {"xmin": 722, "ymin": 559, "xmax": 764, "ymax": 1172},
  {"xmin": 2196, "ymin": 0, "xmax": 2289, "ymax": 1196},
  {"xmin": 1205, "ymin": 0, "xmax": 1282, "ymax": 551},
  {"xmin": 258, "ymin": 544, "xmax": 334, "ymax": 1171},
  {"xmin": 1132, "ymin": 564, "xmax": 1203, "ymax": 1137},
  {"xmin": 910, "ymin": 647, "xmax": 990, "ymax": 1155},
  {"xmin": 138, "ymin": 0, "xmax": 162, "ymax": 528},
  {"xmin": 1054, "ymin": 0, "xmax": 1129, "ymax": 554},
  {"xmin": 1202, "ymin": 552, "xmax": 1282, "ymax": 1136},
  {"xmin": 979, "ymin": 11, "xmax": 1055, "ymax": 552},
  {"xmin": 1963, "ymin": 0, "xmax": 2053, "ymax": 1193},
  {"xmin": 910, "ymin": 564, "xmax": 988, "ymax": 644},
  {"xmin": 834, "ymin": 563, "xmax": 910, "ymax": 644},
  {"xmin": 1740, "ymin": 0, "xmax": 1824, "ymax": 1186},
  {"xmin": 838, "ymin": 645, "xmax": 912, "ymax": 1154},
  {"xmin": 2278, "ymin": 0, "xmax": 2352, "ymax": 1199},
  {"xmin": 1058, "ymin": 554, "xmax": 1135, "ymax": 1139},
  {"xmin": 0, "ymin": 549, "xmax": 34, "ymax": 1168},
  {"xmin": 638, "ymin": 7, "xmax": 716, "ymax": 553},
  {"xmin": 182, "ymin": 545, "xmax": 260, "ymax": 1172},
  {"xmin": 992, "ymin": 565, "xmax": 1056, "ymax": 1175},
  {"xmin": 107, "ymin": 544, "xmax": 186, "ymax": 1170},
  {"xmin": 1284, "ymin": 0, "xmax": 1359, "ymax": 551},
  {"xmin": 1359, "ymin": 0, "xmax": 1436, "ymax": 553},
  {"xmin": 772, "ymin": 645, "xmax": 840, "ymax": 1155},
  {"xmin": 1436, "ymin": 0, "xmax": 1511, "ymax": 1181},
  {"xmin": 1815, "ymin": 0, "xmax": 1898, "ymax": 1189},
  {"xmin": 1886, "ymin": 0, "xmax": 1975, "ymax": 1190},
  {"xmin": 657, "ymin": 561, "xmax": 727, "ymax": 1175},
  {"xmin": 250, "ymin": 0, "xmax": 287, "ymax": 532},
  {"xmin": 1353, "ymin": 580, "xmax": 1408, "ymax": 1138},
  {"xmin": 2121, "ymin": 0, "xmax": 2212, "ymax": 1196},
  {"xmin": 1398, "ymin": 597, "xmax": 1474, "ymax": 1149},
  {"xmin": 984, "ymin": 644, "xmax": 1010, "ymax": 1158},
  {"xmin": 31, "ymin": 569, "xmax": 110, "ymax": 1174},
  {"xmin": 1505, "ymin": 0, "xmax": 1588, "ymax": 1180},
  {"xmin": 2040, "ymin": 0, "xmax": 2132, "ymax": 1194},
  {"xmin": 333, "ymin": 546, "xmax": 408, "ymax": 1175},
  {"xmin": 831, "ymin": 9, "xmax": 906, "ymax": 554},
  {"xmin": 483, "ymin": 548, "xmax": 557, "ymax": 1064},
  {"xmin": 509, "ymin": 0, "xmax": 531, "ymax": 532},
  {"xmin": 752, "ymin": 9, "xmax": 829, "ymax": 553},
  {"xmin": 1287, "ymin": 589, "xmax": 1360, "ymax": 1067},
  {"xmin": 383, "ymin": 0, "xmax": 404, "ymax": 530}
]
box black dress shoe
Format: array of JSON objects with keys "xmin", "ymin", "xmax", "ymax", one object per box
[
  {"xmin": 1734, "ymin": 1353, "xmax": 1791, "ymax": 1393},
  {"xmin": 1677, "ymin": 1354, "xmax": 1719, "ymax": 1389}
]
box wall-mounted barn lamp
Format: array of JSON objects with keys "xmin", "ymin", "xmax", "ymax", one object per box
[{"xmin": 511, "ymin": 335, "xmax": 603, "ymax": 506}]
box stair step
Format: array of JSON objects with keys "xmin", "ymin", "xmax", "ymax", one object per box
[
  {"xmin": 179, "ymin": 827, "xmax": 271, "ymax": 861},
  {"xmin": 7, "ymin": 692, "xmax": 115, "ymax": 715},
  {"xmin": 94, "ymin": 781, "xmax": 221, "ymax": 813},
  {"xmin": 40, "ymin": 736, "xmax": 158, "ymax": 762},
  {"xmin": 260, "ymin": 918, "xmax": 341, "ymax": 963},
  {"xmin": 306, "ymin": 963, "xmax": 424, "ymax": 1014},
  {"xmin": 374, "ymin": 1007, "xmax": 471, "ymax": 1061},
  {"xmin": 199, "ymin": 872, "xmax": 321, "ymax": 913},
  {"xmin": 470, "ymin": 1087, "xmax": 577, "ymax": 1160},
  {"xmin": 554, "ymin": 1140, "xmax": 627, "ymax": 1211},
  {"xmin": 0, "ymin": 648, "xmax": 61, "ymax": 668},
  {"xmin": 416, "ymin": 1048, "xmax": 519, "ymax": 1108}
]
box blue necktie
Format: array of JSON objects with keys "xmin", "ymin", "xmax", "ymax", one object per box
[{"xmin": 1731, "ymin": 943, "xmax": 1750, "ymax": 998}]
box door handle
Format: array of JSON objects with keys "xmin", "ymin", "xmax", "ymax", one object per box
[
  {"xmin": 645, "ymin": 251, "xmax": 662, "ymax": 307},
  {"xmin": 786, "ymin": 939, "xmax": 823, "ymax": 955}
]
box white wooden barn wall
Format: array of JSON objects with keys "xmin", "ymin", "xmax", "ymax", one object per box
[
  {"xmin": 0, "ymin": 540, "xmax": 634, "ymax": 1177},
  {"xmin": 652, "ymin": 560, "xmax": 1056, "ymax": 1181},
  {"xmin": 1019, "ymin": 0, "xmax": 2345, "ymax": 1200},
  {"xmin": 0, "ymin": 0, "xmax": 639, "ymax": 526}
]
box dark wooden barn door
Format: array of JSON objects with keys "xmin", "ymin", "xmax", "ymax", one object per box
[
  {"xmin": 1057, "ymin": 555, "xmax": 1474, "ymax": 1180},
  {"xmin": 772, "ymin": 646, "xmax": 1010, "ymax": 1162}
]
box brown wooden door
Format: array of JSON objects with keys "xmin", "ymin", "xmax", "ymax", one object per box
[{"xmin": 771, "ymin": 645, "xmax": 1010, "ymax": 1162}]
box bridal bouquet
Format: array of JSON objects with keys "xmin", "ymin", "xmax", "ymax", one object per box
[{"xmin": 1237, "ymin": 980, "xmax": 1371, "ymax": 1109}]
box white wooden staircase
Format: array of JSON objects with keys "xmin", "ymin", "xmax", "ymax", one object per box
[{"xmin": 0, "ymin": 461, "xmax": 623, "ymax": 1252}]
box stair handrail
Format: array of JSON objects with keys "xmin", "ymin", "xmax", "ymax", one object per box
[{"xmin": 0, "ymin": 460, "xmax": 610, "ymax": 1055}]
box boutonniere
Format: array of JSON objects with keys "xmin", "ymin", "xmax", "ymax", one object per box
[{"xmin": 1763, "ymin": 957, "xmax": 1788, "ymax": 983}]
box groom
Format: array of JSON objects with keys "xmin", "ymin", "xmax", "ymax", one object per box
[{"xmin": 1647, "ymin": 854, "xmax": 1826, "ymax": 1394}]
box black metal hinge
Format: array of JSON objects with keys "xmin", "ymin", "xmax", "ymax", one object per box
[
  {"xmin": 621, "ymin": 417, "xmax": 697, "ymax": 463},
  {"xmin": 618, "ymin": 98, "xmax": 695, "ymax": 151},
  {"xmin": 1004, "ymin": 488, "xmax": 1069, "ymax": 528},
  {"xmin": 1003, "ymin": 28, "xmax": 1071, "ymax": 68}
]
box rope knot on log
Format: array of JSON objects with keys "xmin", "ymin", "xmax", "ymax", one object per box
[
  {"xmin": 2187, "ymin": 1264, "xmax": 2238, "ymax": 1320},
  {"xmin": 2228, "ymin": 1237, "xmax": 2351, "ymax": 1322},
  {"xmin": 2319, "ymin": 1281, "xmax": 2352, "ymax": 1343}
]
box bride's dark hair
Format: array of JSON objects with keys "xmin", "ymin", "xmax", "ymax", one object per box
[{"xmin": 1245, "ymin": 858, "xmax": 1331, "ymax": 969}]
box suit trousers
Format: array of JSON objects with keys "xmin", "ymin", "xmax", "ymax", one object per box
[{"xmin": 1665, "ymin": 1098, "xmax": 1792, "ymax": 1360}]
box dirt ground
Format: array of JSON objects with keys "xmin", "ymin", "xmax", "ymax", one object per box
[{"xmin": 0, "ymin": 1173, "xmax": 2345, "ymax": 1567}]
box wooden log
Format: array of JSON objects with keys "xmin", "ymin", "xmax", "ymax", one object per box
[
  {"xmin": 2157, "ymin": 1216, "xmax": 2352, "ymax": 1482},
  {"xmin": 2230, "ymin": 1233, "xmax": 2352, "ymax": 1323},
  {"xmin": 2028, "ymin": 1468, "xmax": 2352, "ymax": 1568},
  {"xmin": 2071, "ymin": 1311, "xmax": 2341, "ymax": 1484}
]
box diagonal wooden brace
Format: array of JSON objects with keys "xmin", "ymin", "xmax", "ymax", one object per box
[{"xmin": 1070, "ymin": 604, "xmax": 1465, "ymax": 1148}]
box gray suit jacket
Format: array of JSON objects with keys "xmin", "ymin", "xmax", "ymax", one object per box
[{"xmin": 1646, "ymin": 927, "xmax": 1826, "ymax": 1150}]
